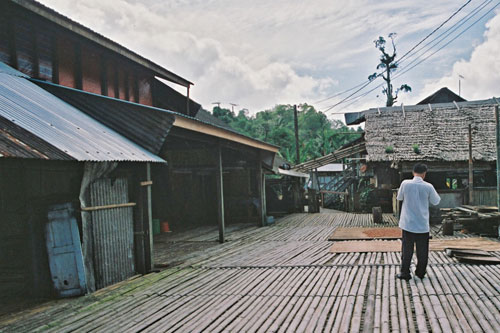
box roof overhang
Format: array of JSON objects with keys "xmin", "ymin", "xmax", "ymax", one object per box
[
  {"xmin": 173, "ymin": 115, "xmax": 280, "ymax": 153},
  {"xmin": 292, "ymin": 142, "xmax": 366, "ymax": 173},
  {"xmin": 345, "ymin": 97, "xmax": 500, "ymax": 126},
  {"xmin": 0, "ymin": 70, "xmax": 164, "ymax": 162},
  {"xmin": 278, "ymin": 169, "xmax": 309, "ymax": 178},
  {"xmin": 10, "ymin": 0, "xmax": 193, "ymax": 87}
]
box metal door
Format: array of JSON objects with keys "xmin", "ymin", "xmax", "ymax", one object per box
[
  {"xmin": 46, "ymin": 203, "xmax": 86, "ymax": 297},
  {"xmin": 90, "ymin": 178, "xmax": 135, "ymax": 289}
]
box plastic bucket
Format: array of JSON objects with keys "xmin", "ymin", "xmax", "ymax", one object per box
[{"xmin": 153, "ymin": 219, "xmax": 160, "ymax": 235}]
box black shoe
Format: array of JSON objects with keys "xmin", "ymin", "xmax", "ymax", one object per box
[
  {"xmin": 396, "ymin": 273, "xmax": 411, "ymax": 281},
  {"xmin": 415, "ymin": 273, "xmax": 425, "ymax": 279}
]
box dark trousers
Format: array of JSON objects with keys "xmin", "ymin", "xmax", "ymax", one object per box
[{"xmin": 401, "ymin": 230, "xmax": 429, "ymax": 277}]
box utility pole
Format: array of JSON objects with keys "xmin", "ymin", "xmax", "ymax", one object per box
[
  {"xmin": 294, "ymin": 104, "xmax": 300, "ymax": 164},
  {"xmin": 495, "ymin": 105, "xmax": 500, "ymax": 211},
  {"xmin": 212, "ymin": 102, "xmax": 221, "ymax": 108},
  {"xmin": 468, "ymin": 124, "xmax": 473, "ymax": 204},
  {"xmin": 459, "ymin": 74, "xmax": 464, "ymax": 97}
]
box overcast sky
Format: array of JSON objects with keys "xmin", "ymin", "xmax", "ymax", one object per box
[{"xmin": 41, "ymin": 0, "xmax": 500, "ymax": 121}]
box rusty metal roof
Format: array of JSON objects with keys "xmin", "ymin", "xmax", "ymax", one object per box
[{"xmin": 0, "ymin": 71, "xmax": 165, "ymax": 162}]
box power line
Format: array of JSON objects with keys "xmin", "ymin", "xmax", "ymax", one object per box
[
  {"xmin": 321, "ymin": 76, "xmax": 381, "ymax": 112},
  {"xmin": 396, "ymin": 0, "xmax": 492, "ymax": 69},
  {"xmin": 315, "ymin": 0, "xmax": 473, "ymax": 108},
  {"xmin": 328, "ymin": 0, "xmax": 498, "ymax": 117},
  {"xmin": 397, "ymin": 0, "xmax": 472, "ymax": 64},
  {"xmin": 392, "ymin": 2, "xmax": 500, "ymax": 82},
  {"xmin": 313, "ymin": 81, "xmax": 372, "ymax": 104},
  {"xmin": 323, "ymin": 0, "xmax": 498, "ymax": 114}
]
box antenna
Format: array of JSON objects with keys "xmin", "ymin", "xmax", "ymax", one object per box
[
  {"xmin": 229, "ymin": 103, "xmax": 238, "ymax": 112},
  {"xmin": 458, "ymin": 74, "xmax": 465, "ymax": 97}
]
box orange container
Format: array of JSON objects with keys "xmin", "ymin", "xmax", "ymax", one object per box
[{"xmin": 161, "ymin": 221, "xmax": 171, "ymax": 233}]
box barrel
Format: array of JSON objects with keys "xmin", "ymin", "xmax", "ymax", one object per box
[
  {"xmin": 442, "ymin": 220, "xmax": 454, "ymax": 236},
  {"xmin": 372, "ymin": 207, "xmax": 383, "ymax": 224}
]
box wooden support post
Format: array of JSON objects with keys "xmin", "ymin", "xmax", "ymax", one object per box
[
  {"xmin": 247, "ymin": 168, "xmax": 252, "ymax": 222},
  {"xmin": 261, "ymin": 170, "xmax": 266, "ymax": 224},
  {"xmin": 133, "ymin": 164, "xmax": 152, "ymax": 274},
  {"xmin": 146, "ymin": 163, "xmax": 154, "ymax": 270},
  {"xmin": 7, "ymin": 14, "xmax": 17, "ymax": 69},
  {"xmin": 186, "ymin": 85, "xmax": 191, "ymax": 116},
  {"xmin": 468, "ymin": 124, "xmax": 473, "ymax": 204},
  {"xmin": 496, "ymin": 105, "xmax": 500, "ymax": 212},
  {"xmin": 216, "ymin": 144, "xmax": 225, "ymax": 243},
  {"xmin": 113, "ymin": 66, "xmax": 119, "ymax": 98},
  {"xmin": 100, "ymin": 54, "xmax": 108, "ymax": 96},
  {"xmin": 32, "ymin": 27, "xmax": 39, "ymax": 78},
  {"xmin": 124, "ymin": 71, "xmax": 129, "ymax": 101},
  {"xmin": 256, "ymin": 154, "xmax": 266, "ymax": 226},
  {"xmin": 51, "ymin": 35, "xmax": 59, "ymax": 84},
  {"xmin": 74, "ymin": 42, "xmax": 82, "ymax": 90}
]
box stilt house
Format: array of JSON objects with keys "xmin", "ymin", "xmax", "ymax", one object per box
[{"xmin": 0, "ymin": 0, "xmax": 278, "ymax": 309}]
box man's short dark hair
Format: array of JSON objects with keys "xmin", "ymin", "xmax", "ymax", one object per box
[{"xmin": 413, "ymin": 163, "xmax": 428, "ymax": 174}]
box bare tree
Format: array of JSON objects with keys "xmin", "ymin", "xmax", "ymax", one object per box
[{"xmin": 368, "ymin": 33, "xmax": 411, "ymax": 107}]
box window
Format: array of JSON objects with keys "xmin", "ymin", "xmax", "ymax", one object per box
[{"xmin": 445, "ymin": 178, "xmax": 458, "ymax": 190}]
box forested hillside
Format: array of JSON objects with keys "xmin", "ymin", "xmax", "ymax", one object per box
[{"xmin": 211, "ymin": 104, "xmax": 362, "ymax": 164}]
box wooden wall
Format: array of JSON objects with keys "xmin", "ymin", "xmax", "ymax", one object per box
[
  {"xmin": 152, "ymin": 139, "xmax": 263, "ymax": 231},
  {"xmin": 0, "ymin": 1, "xmax": 154, "ymax": 106},
  {"xmin": 0, "ymin": 159, "xmax": 83, "ymax": 305}
]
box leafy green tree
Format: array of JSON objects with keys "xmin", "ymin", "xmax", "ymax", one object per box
[
  {"xmin": 211, "ymin": 104, "xmax": 362, "ymax": 164},
  {"xmin": 212, "ymin": 106, "xmax": 235, "ymax": 124},
  {"xmin": 368, "ymin": 33, "xmax": 411, "ymax": 107}
]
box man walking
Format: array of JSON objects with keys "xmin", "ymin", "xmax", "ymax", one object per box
[{"xmin": 396, "ymin": 163, "xmax": 440, "ymax": 280}]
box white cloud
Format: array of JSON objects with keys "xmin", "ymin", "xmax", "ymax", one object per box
[
  {"xmin": 417, "ymin": 10, "xmax": 500, "ymax": 101},
  {"xmin": 40, "ymin": 0, "xmax": 483, "ymax": 117}
]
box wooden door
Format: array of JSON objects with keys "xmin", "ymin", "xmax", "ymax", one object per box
[{"xmin": 45, "ymin": 203, "xmax": 86, "ymax": 297}]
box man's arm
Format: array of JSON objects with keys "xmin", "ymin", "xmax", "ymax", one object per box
[
  {"xmin": 396, "ymin": 182, "xmax": 405, "ymax": 201},
  {"xmin": 429, "ymin": 186, "xmax": 441, "ymax": 205}
]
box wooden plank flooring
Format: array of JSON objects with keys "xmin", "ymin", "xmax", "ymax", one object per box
[{"xmin": 1, "ymin": 211, "xmax": 499, "ymax": 332}]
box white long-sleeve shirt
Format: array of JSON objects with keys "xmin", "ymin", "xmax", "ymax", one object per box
[{"xmin": 397, "ymin": 176, "xmax": 441, "ymax": 233}]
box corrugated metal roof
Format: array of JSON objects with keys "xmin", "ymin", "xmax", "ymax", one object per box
[
  {"xmin": 317, "ymin": 163, "xmax": 344, "ymax": 172},
  {"xmin": 37, "ymin": 80, "xmax": 175, "ymax": 155},
  {"xmin": 0, "ymin": 62, "xmax": 29, "ymax": 78},
  {"xmin": 292, "ymin": 143, "xmax": 366, "ymax": 172},
  {"xmin": 153, "ymin": 78, "xmax": 201, "ymax": 117},
  {"xmin": 278, "ymin": 169, "xmax": 309, "ymax": 178},
  {"xmin": 0, "ymin": 114, "xmax": 73, "ymax": 159},
  {"xmin": 35, "ymin": 80, "xmax": 279, "ymax": 152},
  {"xmin": 0, "ymin": 72, "xmax": 164, "ymax": 162}
]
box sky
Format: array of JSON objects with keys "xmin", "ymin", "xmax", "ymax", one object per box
[{"xmin": 40, "ymin": 0, "xmax": 500, "ymax": 121}]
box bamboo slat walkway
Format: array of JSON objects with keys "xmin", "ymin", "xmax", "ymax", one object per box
[{"xmin": 1, "ymin": 211, "xmax": 500, "ymax": 332}]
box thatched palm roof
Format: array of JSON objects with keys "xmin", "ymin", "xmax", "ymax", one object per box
[{"xmin": 362, "ymin": 100, "xmax": 498, "ymax": 162}]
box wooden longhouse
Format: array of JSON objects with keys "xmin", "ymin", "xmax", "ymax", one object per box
[
  {"xmin": 0, "ymin": 0, "xmax": 278, "ymax": 311},
  {"xmin": 0, "ymin": 63, "xmax": 167, "ymax": 305},
  {"xmin": 345, "ymin": 90, "xmax": 498, "ymax": 213}
]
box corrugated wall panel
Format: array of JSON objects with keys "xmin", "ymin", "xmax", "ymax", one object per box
[
  {"xmin": 89, "ymin": 178, "xmax": 134, "ymax": 289},
  {"xmin": 473, "ymin": 188, "xmax": 497, "ymax": 206}
]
